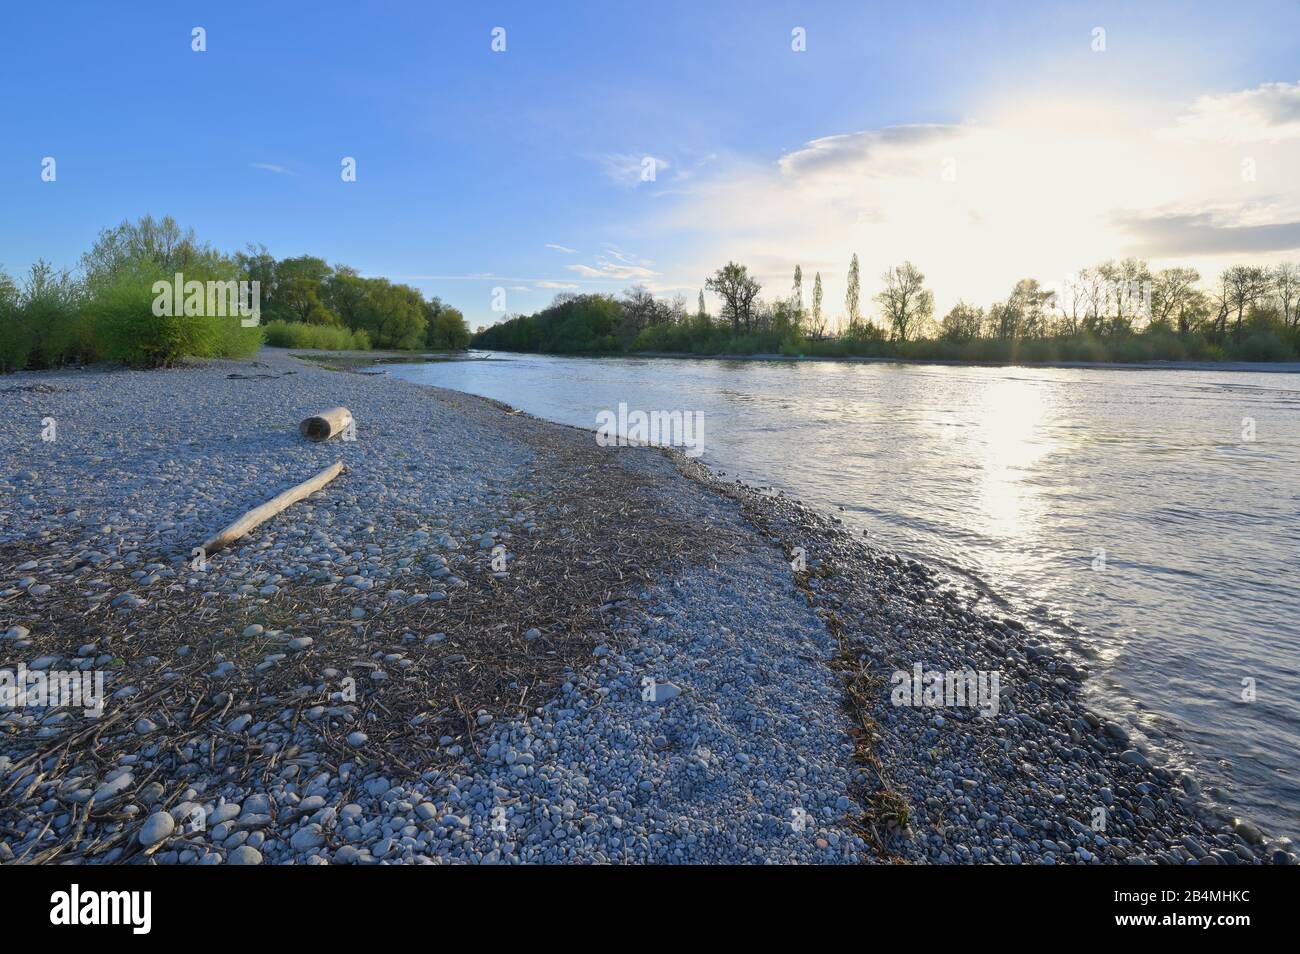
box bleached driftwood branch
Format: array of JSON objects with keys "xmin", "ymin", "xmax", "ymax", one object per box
[{"xmin": 200, "ymin": 461, "xmax": 344, "ymax": 555}]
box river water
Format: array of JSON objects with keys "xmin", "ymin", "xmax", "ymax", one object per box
[{"xmin": 387, "ymin": 352, "xmax": 1300, "ymax": 842}]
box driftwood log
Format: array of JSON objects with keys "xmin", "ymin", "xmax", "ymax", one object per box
[
  {"xmin": 299, "ymin": 407, "xmax": 354, "ymax": 442},
  {"xmin": 200, "ymin": 461, "xmax": 344, "ymax": 555}
]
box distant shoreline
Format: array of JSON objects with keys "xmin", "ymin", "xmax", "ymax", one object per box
[{"xmin": 431, "ymin": 347, "xmax": 1300, "ymax": 375}]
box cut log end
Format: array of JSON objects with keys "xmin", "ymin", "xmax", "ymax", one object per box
[
  {"xmin": 299, "ymin": 406, "xmax": 353, "ymax": 442},
  {"xmin": 301, "ymin": 418, "xmax": 332, "ymax": 440}
]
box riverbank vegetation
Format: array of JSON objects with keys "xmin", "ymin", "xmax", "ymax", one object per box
[
  {"xmin": 0, "ymin": 215, "xmax": 470, "ymax": 371},
  {"xmin": 261, "ymin": 319, "xmax": 372, "ymax": 351},
  {"xmin": 472, "ymin": 257, "xmax": 1300, "ymax": 364}
]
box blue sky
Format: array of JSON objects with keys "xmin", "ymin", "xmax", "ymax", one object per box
[{"xmin": 3, "ymin": 1, "xmax": 1299, "ymax": 326}]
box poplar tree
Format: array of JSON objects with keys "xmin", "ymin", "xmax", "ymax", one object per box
[
  {"xmin": 845, "ymin": 253, "xmax": 861, "ymax": 334},
  {"xmin": 811, "ymin": 272, "xmax": 824, "ymax": 337}
]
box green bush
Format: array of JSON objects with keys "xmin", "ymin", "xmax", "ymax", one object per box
[
  {"xmin": 212, "ymin": 315, "xmax": 266, "ymax": 358},
  {"xmin": 1236, "ymin": 331, "xmax": 1294, "ymax": 362},
  {"xmin": 263, "ymin": 319, "xmax": 371, "ymax": 350},
  {"xmin": 89, "ymin": 271, "xmax": 262, "ymax": 367},
  {"xmin": 0, "ymin": 269, "xmax": 26, "ymax": 371},
  {"xmin": 90, "ymin": 273, "xmax": 195, "ymax": 367},
  {"xmin": 0, "ymin": 262, "xmax": 89, "ymax": 370}
]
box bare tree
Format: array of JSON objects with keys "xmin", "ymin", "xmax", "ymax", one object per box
[
  {"xmin": 669, "ymin": 292, "xmax": 687, "ymax": 324},
  {"xmin": 1054, "ymin": 273, "xmax": 1088, "ymax": 335},
  {"xmin": 939, "ymin": 301, "xmax": 983, "ymax": 342},
  {"xmin": 1272, "ymin": 263, "xmax": 1299, "ymax": 328},
  {"xmin": 705, "ymin": 262, "xmax": 762, "ymax": 334},
  {"xmin": 1220, "ymin": 265, "xmax": 1272, "ymax": 337},
  {"xmin": 875, "ymin": 262, "xmax": 933, "ymax": 341},
  {"xmin": 1076, "ymin": 266, "xmax": 1107, "ymax": 334},
  {"xmin": 1011, "ymin": 278, "xmax": 1052, "ymax": 338},
  {"xmin": 1150, "ymin": 267, "xmax": 1201, "ymax": 331},
  {"xmin": 1097, "ymin": 258, "xmax": 1153, "ymax": 333}
]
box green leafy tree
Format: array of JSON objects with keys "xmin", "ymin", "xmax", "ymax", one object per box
[
  {"xmin": 81, "ymin": 215, "xmax": 220, "ymax": 290},
  {"xmin": 351, "ymin": 279, "xmax": 427, "ymax": 349},
  {"xmin": 325, "ymin": 269, "xmax": 370, "ymax": 329},
  {"xmin": 274, "ymin": 256, "xmax": 338, "ymax": 325},
  {"xmin": 424, "ymin": 298, "xmax": 470, "ymax": 349}
]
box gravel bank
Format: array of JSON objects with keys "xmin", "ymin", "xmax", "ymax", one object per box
[
  {"xmin": 703, "ymin": 481, "xmax": 1293, "ymax": 865},
  {"xmin": 0, "ymin": 349, "xmax": 1287, "ymax": 864},
  {"xmin": 0, "ymin": 350, "xmax": 863, "ymax": 864}
]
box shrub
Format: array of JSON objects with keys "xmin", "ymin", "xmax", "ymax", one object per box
[
  {"xmin": 89, "ymin": 270, "xmax": 262, "ymax": 367},
  {"xmin": 262, "ymin": 319, "xmax": 371, "ymax": 350},
  {"xmin": 212, "ymin": 315, "xmax": 266, "ymax": 358},
  {"xmin": 1236, "ymin": 331, "xmax": 1294, "ymax": 362},
  {"xmin": 0, "ymin": 262, "xmax": 89, "ymax": 370},
  {"xmin": 0, "ymin": 269, "xmax": 27, "ymax": 372},
  {"xmin": 90, "ymin": 273, "xmax": 196, "ymax": 367}
]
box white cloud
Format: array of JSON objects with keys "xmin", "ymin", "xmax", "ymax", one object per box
[
  {"xmin": 545, "ymin": 243, "xmax": 577, "ymax": 253},
  {"xmin": 250, "ymin": 162, "xmax": 293, "ymax": 175},
  {"xmin": 536, "ymin": 280, "xmax": 580, "ymax": 289},
  {"xmin": 1168, "ymin": 81, "xmax": 1300, "ymax": 143}
]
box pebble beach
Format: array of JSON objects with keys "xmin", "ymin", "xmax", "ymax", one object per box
[{"xmin": 0, "ymin": 349, "xmax": 1290, "ymax": 865}]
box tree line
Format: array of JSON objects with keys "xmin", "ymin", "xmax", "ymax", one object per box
[
  {"xmin": 1, "ymin": 215, "xmax": 470, "ymax": 371},
  {"xmin": 472, "ymin": 256, "xmax": 1300, "ymax": 363},
  {"xmin": 237, "ymin": 250, "xmax": 468, "ymax": 351}
]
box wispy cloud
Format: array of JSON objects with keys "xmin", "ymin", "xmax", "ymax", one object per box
[
  {"xmin": 777, "ymin": 125, "xmax": 966, "ymax": 179},
  {"xmin": 545, "ymin": 243, "xmax": 577, "ymax": 253},
  {"xmin": 536, "ymin": 280, "xmax": 580, "ymax": 289},
  {"xmin": 385, "ymin": 272, "xmax": 629, "ymax": 286},
  {"xmin": 1168, "ymin": 81, "xmax": 1300, "ymax": 144},
  {"xmin": 566, "ymin": 247, "xmax": 660, "ymax": 282},
  {"xmin": 249, "ymin": 161, "xmax": 293, "ymax": 175},
  {"xmin": 1114, "ymin": 209, "xmax": 1300, "ymax": 256}
]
